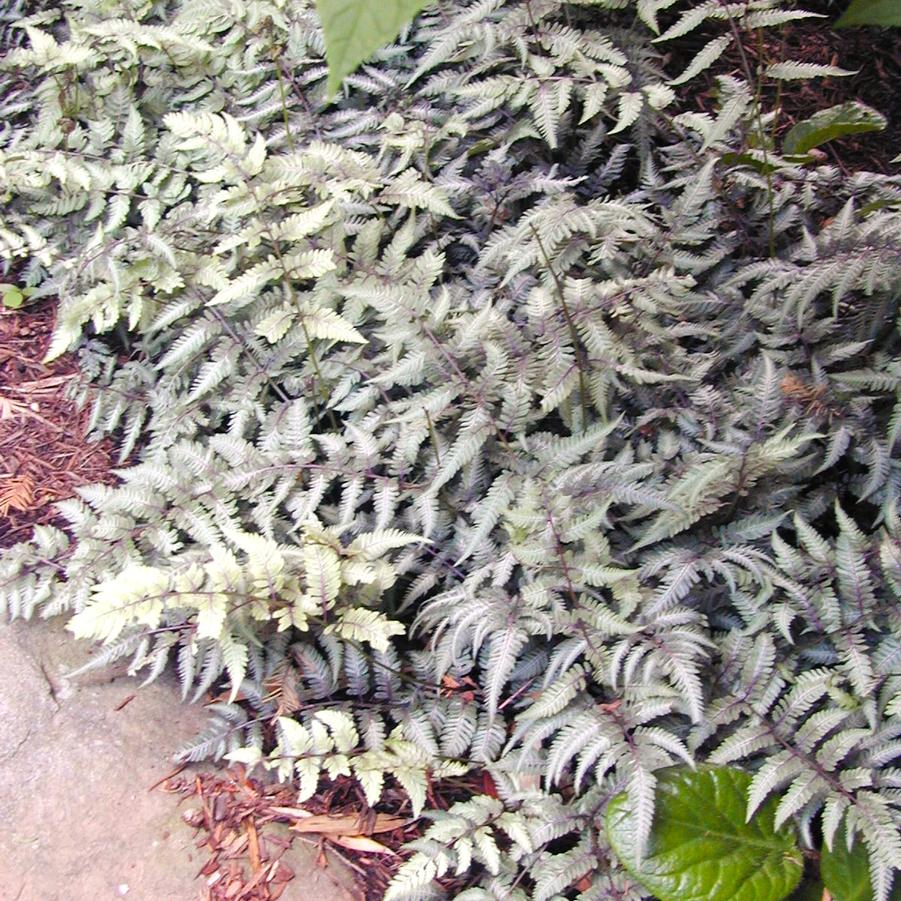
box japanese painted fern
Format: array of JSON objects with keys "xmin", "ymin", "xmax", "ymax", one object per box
[{"xmin": 1, "ymin": 0, "xmax": 899, "ymax": 898}]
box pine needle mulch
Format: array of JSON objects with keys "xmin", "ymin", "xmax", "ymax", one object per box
[{"xmin": 0, "ymin": 301, "xmax": 116, "ymax": 548}]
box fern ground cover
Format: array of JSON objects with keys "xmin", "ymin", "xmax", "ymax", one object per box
[{"xmin": 0, "ymin": 0, "xmax": 900, "ymax": 898}]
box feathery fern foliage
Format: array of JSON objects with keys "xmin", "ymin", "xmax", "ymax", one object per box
[{"xmin": 1, "ymin": 0, "xmax": 900, "ymax": 897}]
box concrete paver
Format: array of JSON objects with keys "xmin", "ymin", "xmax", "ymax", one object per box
[{"xmin": 0, "ymin": 619, "xmax": 358, "ymax": 901}]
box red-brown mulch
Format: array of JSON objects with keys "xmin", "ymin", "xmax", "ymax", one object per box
[
  {"xmin": 159, "ymin": 763, "xmax": 504, "ymax": 900},
  {"xmin": 0, "ymin": 300, "xmax": 117, "ymax": 548},
  {"xmin": 161, "ymin": 766, "xmax": 422, "ymax": 901}
]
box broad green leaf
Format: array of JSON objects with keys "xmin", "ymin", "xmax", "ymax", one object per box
[
  {"xmin": 0, "ymin": 283, "xmax": 31, "ymax": 309},
  {"xmin": 820, "ymin": 827, "xmax": 889, "ymax": 901},
  {"xmin": 316, "ymin": 0, "xmax": 429, "ymax": 96},
  {"xmin": 721, "ymin": 152, "xmax": 779, "ymax": 175},
  {"xmin": 836, "ymin": 0, "xmax": 901, "ymax": 27},
  {"xmin": 783, "ymin": 103, "xmax": 886, "ymax": 155},
  {"xmin": 606, "ymin": 766, "xmax": 804, "ymax": 901}
]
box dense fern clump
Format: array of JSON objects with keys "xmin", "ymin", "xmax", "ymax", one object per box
[{"xmin": 1, "ymin": 0, "xmax": 900, "ymax": 897}]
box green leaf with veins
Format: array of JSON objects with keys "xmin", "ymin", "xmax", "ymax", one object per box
[
  {"xmin": 606, "ymin": 766, "xmax": 804, "ymax": 901},
  {"xmin": 783, "ymin": 103, "xmax": 886, "ymax": 156},
  {"xmin": 316, "ymin": 0, "xmax": 429, "ymax": 97}
]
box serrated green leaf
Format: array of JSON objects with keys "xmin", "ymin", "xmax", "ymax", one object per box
[
  {"xmin": 821, "ymin": 827, "xmax": 876, "ymax": 901},
  {"xmin": 606, "ymin": 766, "xmax": 804, "ymax": 901},
  {"xmin": 315, "ymin": 709, "xmax": 360, "ymax": 753},
  {"xmin": 329, "ymin": 608, "xmax": 405, "ymax": 652},
  {"xmin": 316, "ymin": 0, "xmax": 429, "ymax": 97},
  {"xmin": 670, "ymin": 35, "xmax": 732, "ymax": 86},
  {"xmin": 783, "ymin": 103, "xmax": 886, "ymax": 155},
  {"xmin": 255, "ymin": 304, "xmax": 295, "ymax": 343},
  {"xmin": 304, "ymin": 541, "xmax": 342, "ymax": 607},
  {"xmin": 836, "ymin": 0, "xmax": 901, "ymax": 27},
  {"xmin": 278, "ymin": 716, "xmax": 313, "ymax": 755},
  {"xmin": 303, "ymin": 307, "xmax": 366, "ymax": 344}
]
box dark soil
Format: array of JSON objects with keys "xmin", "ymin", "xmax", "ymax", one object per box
[
  {"xmin": 666, "ymin": 0, "xmax": 901, "ymax": 172},
  {"xmin": 761, "ymin": 7, "xmax": 899, "ymax": 172}
]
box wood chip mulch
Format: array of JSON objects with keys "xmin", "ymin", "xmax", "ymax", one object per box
[
  {"xmin": 160, "ymin": 766, "xmax": 420, "ymax": 901},
  {"xmin": 0, "ymin": 301, "xmax": 117, "ymax": 548}
]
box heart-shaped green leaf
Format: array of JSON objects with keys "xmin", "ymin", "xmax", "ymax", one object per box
[
  {"xmin": 836, "ymin": 0, "xmax": 901, "ymax": 27},
  {"xmin": 783, "ymin": 103, "xmax": 886, "ymax": 156},
  {"xmin": 316, "ymin": 0, "xmax": 430, "ymax": 97},
  {"xmin": 606, "ymin": 766, "xmax": 804, "ymax": 901},
  {"xmin": 820, "ymin": 827, "xmax": 882, "ymax": 901}
]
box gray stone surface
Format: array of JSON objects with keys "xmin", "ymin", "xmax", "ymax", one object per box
[{"xmin": 0, "ymin": 618, "xmax": 359, "ymax": 901}]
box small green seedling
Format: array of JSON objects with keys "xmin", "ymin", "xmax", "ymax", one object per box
[{"xmin": 0, "ymin": 283, "xmax": 36, "ymax": 310}]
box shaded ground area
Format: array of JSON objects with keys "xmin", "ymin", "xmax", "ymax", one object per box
[
  {"xmin": 669, "ymin": 0, "xmax": 900, "ymax": 173},
  {"xmin": 754, "ymin": 10, "xmax": 900, "ymax": 172},
  {"xmin": 0, "ymin": 619, "xmax": 359, "ymax": 901}
]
